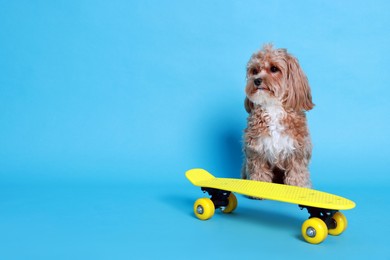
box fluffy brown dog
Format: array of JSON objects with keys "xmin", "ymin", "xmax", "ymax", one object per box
[{"xmin": 242, "ymin": 44, "xmax": 314, "ymax": 188}]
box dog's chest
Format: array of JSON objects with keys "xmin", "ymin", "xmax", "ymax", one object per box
[{"xmin": 249, "ymin": 106, "xmax": 296, "ymax": 161}]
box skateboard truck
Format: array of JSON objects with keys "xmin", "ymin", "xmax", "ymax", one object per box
[
  {"xmin": 300, "ymin": 205, "xmax": 338, "ymax": 230},
  {"xmin": 201, "ymin": 187, "xmax": 230, "ymax": 209}
]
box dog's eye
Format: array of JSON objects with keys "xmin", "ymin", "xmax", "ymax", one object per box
[
  {"xmin": 270, "ymin": 66, "xmax": 279, "ymax": 73},
  {"xmin": 251, "ymin": 68, "xmax": 259, "ymax": 75}
]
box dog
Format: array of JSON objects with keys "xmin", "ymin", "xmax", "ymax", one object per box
[{"xmin": 242, "ymin": 44, "xmax": 314, "ymax": 188}]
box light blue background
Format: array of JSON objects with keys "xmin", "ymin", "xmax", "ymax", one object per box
[{"xmin": 1, "ymin": 0, "xmax": 389, "ymax": 259}]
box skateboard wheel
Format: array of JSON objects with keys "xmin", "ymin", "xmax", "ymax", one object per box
[
  {"xmin": 328, "ymin": 212, "xmax": 348, "ymax": 236},
  {"xmin": 221, "ymin": 193, "xmax": 238, "ymax": 214},
  {"xmin": 194, "ymin": 198, "xmax": 215, "ymax": 220},
  {"xmin": 302, "ymin": 218, "xmax": 328, "ymax": 244}
]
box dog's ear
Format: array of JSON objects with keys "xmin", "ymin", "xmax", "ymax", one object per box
[
  {"xmin": 244, "ymin": 97, "xmax": 254, "ymax": 113},
  {"xmin": 284, "ymin": 56, "xmax": 314, "ymax": 111}
]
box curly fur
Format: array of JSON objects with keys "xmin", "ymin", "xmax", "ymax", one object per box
[{"xmin": 242, "ymin": 44, "xmax": 314, "ymax": 188}]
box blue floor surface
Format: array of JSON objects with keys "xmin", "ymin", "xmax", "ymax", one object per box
[{"xmin": 1, "ymin": 179, "xmax": 388, "ymax": 259}]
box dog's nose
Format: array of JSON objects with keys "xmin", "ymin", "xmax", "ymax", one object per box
[{"xmin": 254, "ymin": 78, "xmax": 262, "ymax": 87}]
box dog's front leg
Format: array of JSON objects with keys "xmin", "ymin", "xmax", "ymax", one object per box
[
  {"xmin": 244, "ymin": 151, "xmax": 274, "ymax": 183},
  {"xmin": 284, "ymin": 158, "xmax": 312, "ymax": 188}
]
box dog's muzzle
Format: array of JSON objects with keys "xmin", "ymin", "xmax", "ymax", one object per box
[{"xmin": 254, "ymin": 78, "xmax": 262, "ymax": 87}]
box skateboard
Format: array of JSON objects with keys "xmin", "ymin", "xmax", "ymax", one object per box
[{"xmin": 186, "ymin": 168, "xmax": 356, "ymax": 244}]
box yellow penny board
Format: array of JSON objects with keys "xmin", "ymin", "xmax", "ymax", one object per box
[{"xmin": 186, "ymin": 168, "xmax": 355, "ymax": 210}]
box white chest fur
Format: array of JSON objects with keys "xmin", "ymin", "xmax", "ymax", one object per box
[{"xmin": 255, "ymin": 105, "xmax": 296, "ymax": 163}]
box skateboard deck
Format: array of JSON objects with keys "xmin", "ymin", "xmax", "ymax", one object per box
[
  {"xmin": 186, "ymin": 168, "xmax": 355, "ymax": 210},
  {"xmin": 186, "ymin": 168, "xmax": 356, "ymax": 244}
]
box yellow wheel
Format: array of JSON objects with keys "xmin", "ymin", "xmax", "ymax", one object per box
[
  {"xmin": 194, "ymin": 198, "xmax": 215, "ymax": 220},
  {"xmin": 302, "ymin": 218, "xmax": 328, "ymax": 244},
  {"xmin": 328, "ymin": 212, "xmax": 348, "ymax": 236},
  {"xmin": 221, "ymin": 193, "xmax": 238, "ymax": 214}
]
